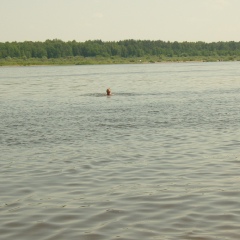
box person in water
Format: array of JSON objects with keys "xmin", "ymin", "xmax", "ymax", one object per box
[{"xmin": 106, "ymin": 88, "xmax": 112, "ymax": 96}]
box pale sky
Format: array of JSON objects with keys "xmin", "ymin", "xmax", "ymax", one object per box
[{"xmin": 0, "ymin": 0, "xmax": 240, "ymax": 43}]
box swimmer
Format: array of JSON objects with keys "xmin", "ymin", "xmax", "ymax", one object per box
[{"xmin": 106, "ymin": 88, "xmax": 112, "ymax": 96}]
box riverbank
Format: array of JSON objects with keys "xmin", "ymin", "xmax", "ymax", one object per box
[{"xmin": 1, "ymin": 55, "xmax": 240, "ymax": 66}]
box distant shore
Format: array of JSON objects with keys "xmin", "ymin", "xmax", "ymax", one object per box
[
  {"xmin": 1, "ymin": 39, "xmax": 240, "ymax": 67},
  {"xmin": 0, "ymin": 55, "xmax": 239, "ymax": 67}
]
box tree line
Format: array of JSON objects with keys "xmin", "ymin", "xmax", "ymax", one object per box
[{"xmin": 1, "ymin": 39, "xmax": 240, "ymax": 59}]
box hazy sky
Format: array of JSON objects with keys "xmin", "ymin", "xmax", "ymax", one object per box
[{"xmin": 1, "ymin": 0, "xmax": 240, "ymax": 43}]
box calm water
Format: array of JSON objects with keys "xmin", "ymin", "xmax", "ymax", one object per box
[{"xmin": 0, "ymin": 62, "xmax": 240, "ymax": 240}]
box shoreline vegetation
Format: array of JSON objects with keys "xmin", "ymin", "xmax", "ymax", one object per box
[
  {"xmin": 1, "ymin": 55, "xmax": 240, "ymax": 67},
  {"xmin": 1, "ymin": 39, "xmax": 240, "ymax": 66}
]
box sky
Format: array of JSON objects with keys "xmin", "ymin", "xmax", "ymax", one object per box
[{"xmin": 0, "ymin": 0, "xmax": 240, "ymax": 43}]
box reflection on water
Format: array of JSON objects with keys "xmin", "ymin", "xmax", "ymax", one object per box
[{"xmin": 0, "ymin": 62, "xmax": 240, "ymax": 240}]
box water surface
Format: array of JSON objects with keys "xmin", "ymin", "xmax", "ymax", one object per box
[{"xmin": 0, "ymin": 62, "xmax": 240, "ymax": 240}]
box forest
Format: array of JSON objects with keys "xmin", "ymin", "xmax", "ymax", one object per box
[{"xmin": 1, "ymin": 39, "xmax": 240, "ymax": 65}]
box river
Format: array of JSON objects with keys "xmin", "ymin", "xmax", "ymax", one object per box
[{"xmin": 0, "ymin": 62, "xmax": 240, "ymax": 240}]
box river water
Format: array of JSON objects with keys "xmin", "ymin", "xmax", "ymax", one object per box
[{"xmin": 0, "ymin": 62, "xmax": 240, "ymax": 240}]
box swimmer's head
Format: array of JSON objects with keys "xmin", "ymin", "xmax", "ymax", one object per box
[{"xmin": 106, "ymin": 88, "xmax": 111, "ymax": 95}]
